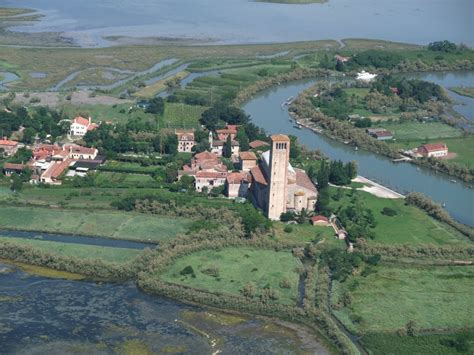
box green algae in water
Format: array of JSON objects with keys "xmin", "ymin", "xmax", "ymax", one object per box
[
  {"xmin": 0, "ymin": 259, "xmax": 85, "ymax": 280},
  {"xmin": 116, "ymin": 339, "xmax": 154, "ymax": 355},
  {"xmin": 181, "ymin": 309, "xmax": 248, "ymax": 327}
]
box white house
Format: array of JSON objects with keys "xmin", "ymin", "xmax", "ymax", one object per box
[{"xmin": 69, "ymin": 116, "xmax": 97, "ymax": 137}]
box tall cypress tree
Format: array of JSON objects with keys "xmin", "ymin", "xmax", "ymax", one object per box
[{"xmin": 223, "ymin": 135, "xmax": 232, "ymax": 158}]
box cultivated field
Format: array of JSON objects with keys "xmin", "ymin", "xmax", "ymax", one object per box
[
  {"xmin": 0, "ymin": 206, "xmax": 192, "ymax": 242},
  {"xmin": 161, "ymin": 248, "xmax": 302, "ymax": 305}
]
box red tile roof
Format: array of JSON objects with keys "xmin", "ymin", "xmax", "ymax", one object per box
[
  {"xmin": 73, "ymin": 116, "xmax": 91, "ymax": 126},
  {"xmin": 250, "ymin": 166, "xmax": 268, "ymax": 186},
  {"xmin": 3, "ymin": 163, "xmax": 26, "ymax": 170},
  {"xmin": 419, "ymin": 143, "xmax": 448, "ymax": 152},
  {"xmin": 249, "ymin": 140, "xmax": 269, "ymax": 149},
  {"xmin": 311, "ymin": 215, "xmax": 329, "ymax": 223},
  {"xmin": 196, "ymin": 171, "xmax": 228, "ymax": 179},
  {"xmin": 374, "ymin": 130, "xmax": 393, "ymax": 138},
  {"xmin": 0, "ymin": 139, "xmax": 18, "ymax": 147},
  {"xmin": 294, "ymin": 168, "xmax": 317, "ymax": 193},
  {"xmin": 226, "ymin": 172, "xmax": 246, "ymax": 184},
  {"xmin": 239, "ymin": 151, "xmax": 257, "ymax": 160}
]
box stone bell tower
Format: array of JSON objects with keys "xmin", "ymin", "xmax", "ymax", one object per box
[{"xmin": 267, "ymin": 134, "xmax": 290, "ymax": 220}]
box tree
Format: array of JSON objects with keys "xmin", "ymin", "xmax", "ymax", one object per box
[
  {"xmin": 10, "ymin": 173, "xmax": 23, "ymax": 192},
  {"xmin": 223, "ymin": 135, "xmax": 232, "ymax": 158},
  {"xmin": 317, "ymin": 160, "xmax": 329, "ymax": 189},
  {"xmin": 145, "ymin": 97, "xmax": 165, "ymax": 115},
  {"xmin": 200, "ymin": 105, "xmax": 249, "ymax": 131},
  {"xmin": 22, "ymin": 127, "xmax": 36, "ymax": 144},
  {"xmin": 236, "ymin": 127, "xmax": 250, "ymax": 151},
  {"xmin": 315, "ymin": 188, "xmax": 331, "ymax": 216}
]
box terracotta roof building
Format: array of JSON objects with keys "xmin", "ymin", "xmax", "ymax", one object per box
[
  {"xmin": 418, "ymin": 143, "xmax": 448, "ymax": 158},
  {"xmin": 0, "ymin": 139, "xmax": 19, "ymax": 157}
]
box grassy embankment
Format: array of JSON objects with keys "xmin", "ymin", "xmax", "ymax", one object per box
[
  {"xmin": 328, "ymin": 187, "xmax": 469, "ymax": 245},
  {"xmin": 0, "ymin": 237, "xmax": 141, "ymax": 263},
  {"xmin": 161, "ymin": 247, "xmax": 302, "ymax": 305},
  {"xmin": 0, "ymin": 205, "xmax": 192, "ymax": 242},
  {"xmin": 331, "ymin": 263, "xmax": 474, "ymax": 353},
  {"xmin": 450, "ymin": 86, "xmax": 474, "ymax": 98}
]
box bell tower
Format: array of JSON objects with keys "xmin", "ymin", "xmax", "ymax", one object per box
[{"xmin": 267, "ymin": 134, "xmax": 290, "ymax": 220}]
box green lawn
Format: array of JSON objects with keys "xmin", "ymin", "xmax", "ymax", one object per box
[
  {"xmin": 0, "ymin": 237, "xmax": 141, "ymax": 263},
  {"xmin": 383, "ymin": 121, "xmax": 464, "ymax": 141},
  {"xmin": 93, "ymin": 171, "xmax": 158, "ymax": 187},
  {"xmin": 360, "ymin": 331, "xmax": 474, "ymax": 355},
  {"xmin": 0, "ymin": 206, "xmax": 192, "ymax": 242},
  {"xmin": 273, "ymin": 222, "xmax": 342, "ymax": 247},
  {"xmin": 161, "ymin": 248, "xmax": 301, "ymax": 305},
  {"xmin": 329, "ymin": 188, "xmax": 469, "ymax": 245},
  {"xmin": 332, "ymin": 264, "xmax": 474, "ymax": 333}
]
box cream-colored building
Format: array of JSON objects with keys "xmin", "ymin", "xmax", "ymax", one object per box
[
  {"xmin": 176, "ymin": 130, "xmax": 195, "ymax": 153},
  {"xmin": 249, "ymin": 135, "xmax": 317, "ymax": 220}
]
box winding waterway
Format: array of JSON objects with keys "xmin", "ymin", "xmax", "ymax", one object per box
[
  {"xmin": 243, "ymin": 73, "xmax": 474, "ymax": 227},
  {"xmin": 0, "ymin": 262, "xmax": 329, "ymax": 354}
]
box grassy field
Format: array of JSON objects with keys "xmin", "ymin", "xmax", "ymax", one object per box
[
  {"xmin": 328, "ymin": 188, "xmax": 469, "ymax": 245},
  {"xmin": 93, "ymin": 171, "xmax": 158, "ymax": 187},
  {"xmin": 450, "ymin": 86, "xmax": 474, "ymax": 98},
  {"xmin": 360, "ymin": 331, "xmax": 474, "ymax": 355},
  {"xmin": 383, "ymin": 121, "xmax": 464, "ymax": 141},
  {"xmin": 332, "ymin": 264, "xmax": 474, "ymax": 333},
  {"xmin": 0, "ymin": 206, "xmax": 192, "ymax": 242},
  {"xmin": 0, "ymin": 236, "xmax": 141, "ymax": 263},
  {"xmin": 272, "ymin": 222, "xmax": 342, "ymax": 247},
  {"xmin": 60, "ymin": 101, "xmax": 205, "ymax": 128},
  {"xmin": 161, "ymin": 248, "xmax": 301, "ymax": 305}
]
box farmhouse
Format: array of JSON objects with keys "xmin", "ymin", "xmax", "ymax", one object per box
[
  {"xmin": 367, "ymin": 128, "xmax": 394, "ymax": 141},
  {"xmin": 69, "ymin": 116, "xmax": 98, "ymax": 137},
  {"xmin": 175, "ymin": 130, "xmax": 195, "ymax": 153},
  {"xmin": 417, "ymin": 143, "xmax": 448, "ymax": 158},
  {"xmin": 0, "ymin": 139, "xmax": 19, "ymax": 157}
]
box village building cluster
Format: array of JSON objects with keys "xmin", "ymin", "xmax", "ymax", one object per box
[
  {"xmin": 177, "ymin": 129, "xmax": 318, "ymax": 220},
  {"xmin": 2, "ymin": 115, "xmax": 104, "ymax": 184}
]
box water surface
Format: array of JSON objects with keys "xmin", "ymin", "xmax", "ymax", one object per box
[
  {"xmin": 3, "ymin": 0, "xmax": 473, "ymax": 47},
  {"xmin": 0, "ymin": 263, "xmax": 328, "ymax": 354}
]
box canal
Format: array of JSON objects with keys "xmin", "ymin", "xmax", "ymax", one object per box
[{"xmin": 243, "ymin": 73, "xmax": 474, "ymax": 227}]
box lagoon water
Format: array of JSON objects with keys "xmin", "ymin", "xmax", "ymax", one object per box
[
  {"xmin": 0, "ymin": 263, "xmax": 328, "ymax": 354},
  {"xmin": 3, "ymin": 0, "xmax": 473, "ymax": 47}
]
